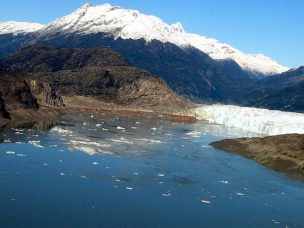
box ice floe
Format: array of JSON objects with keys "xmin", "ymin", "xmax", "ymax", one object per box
[
  {"xmin": 111, "ymin": 137, "xmax": 134, "ymax": 144},
  {"xmin": 201, "ymin": 200, "xmax": 211, "ymax": 204},
  {"xmin": 50, "ymin": 126, "xmax": 73, "ymax": 135},
  {"xmin": 16, "ymin": 154, "xmax": 27, "ymax": 157}
]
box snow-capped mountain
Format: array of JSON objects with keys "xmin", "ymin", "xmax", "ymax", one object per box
[
  {"xmin": 35, "ymin": 3, "xmax": 288, "ymax": 76},
  {"xmin": 0, "ymin": 21, "xmax": 44, "ymax": 35}
]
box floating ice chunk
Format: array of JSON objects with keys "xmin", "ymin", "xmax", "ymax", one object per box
[
  {"xmin": 32, "ymin": 143, "xmax": 44, "ymax": 148},
  {"xmin": 126, "ymin": 187, "xmax": 133, "ymax": 190},
  {"xmin": 96, "ymin": 124, "xmax": 102, "ymax": 127},
  {"xmin": 137, "ymin": 138, "xmax": 163, "ymax": 144},
  {"xmin": 133, "ymin": 172, "xmax": 139, "ymax": 175},
  {"xmin": 117, "ymin": 126, "xmax": 125, "ymax": 130},
  {"xmin": 236, "ymin": 192, "xmax": 245, "ymax": 196},
  {"xmin": 81, "ymin": 176, "xmax": 87, "ymax": 179},
  {"xmin": 131, "ymin": 127, "xmax": 137, "ymax": 129},
  {"xmin": 136, "ymin": 122, "xmax": 141, "ymax": 125},
  {"xmin": 162, "ymin": 192, "xmax": 171, "ymax": 197},
  {"xmin": 51, "ymin": 127, "xmax": 73, "ymax": 134},
  {"xmin": 93, "ymin": 162, "xmax": 99, "ymax": 165},
  {"xmin": 151, "ymin": 127, "xmax": 157, "ymax": 131},
  {"xmin": 185, "ymin": 131, "xmax": 201, "ymax": 137},
  {"xmin": 201, "ymin": 200, "xmax": 211, "ymax": 204},
  {"xmin": 220, "ymin": 181, "xmax": 229, "ymax": 184},
  {"xmin": 111, "ymin": 137, "xmax": 133, "ymax": 144},
  {"xmin": 102, "ymin": 128, "xmax": 109, "ymax": 131},
  {"xmin": 6, "ymin": 151, "xmax": 15, "ymax": 155},
  {"xmin": 60, "ymin": 173, "xmax": 65, "ymax": 176},
  {"xmin": 158, "ymin": 174, "xmax": 165, "ymax": 177},
  {"xmin": 43, "ymin": 163, "xmax": 48, "ymax": 166},
  {"xmin": 272, "ymin": 220, "xmax": 281, "ymax": 225},
  {"xmin": 16, "ymin": 154, "xmax": 27, "ymax": 157}
]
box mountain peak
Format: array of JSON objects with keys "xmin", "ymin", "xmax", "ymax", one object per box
[
  {"xmin": 79, "ymin": 3, "xmax": 93, "ymax": 9},
  {"xmin": 171, "ymin": 22, "xmax": 184, "ymax": 33},
  {"xmin": 36, "ymin": 3, "xmax": 289, "ymax": 76}
]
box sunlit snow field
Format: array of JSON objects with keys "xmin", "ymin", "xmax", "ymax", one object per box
[{"xmin": 0, "ymin": 112, "xmax": 304, "ymax": 227}]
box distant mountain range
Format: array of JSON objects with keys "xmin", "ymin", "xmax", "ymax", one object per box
[{"xmin": 0, "ymin": 3, "xmax": 303, "ymax": 112}]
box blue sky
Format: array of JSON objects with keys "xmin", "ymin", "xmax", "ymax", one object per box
[{"xmin": 0, "ymin": 0, "xmax": 303, "ymax": 68}]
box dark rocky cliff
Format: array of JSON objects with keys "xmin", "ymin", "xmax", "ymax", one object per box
[
  {"xmin": 0, "ymin": 71, "xmax": 64, "ymax": 120},
  {"xmin": 1, "ymin": 46, "xmax": 192, "ymax": 111}
]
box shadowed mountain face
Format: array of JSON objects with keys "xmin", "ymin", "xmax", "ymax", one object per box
[
  {"xmin": 0, "ymin": 45, "xmax": 190, "ymax": 110},
  {"xmin": 0, "ymin": 45, "xmax": 129, "ymax": 73},
  {"xmin": 0, "ymin": 70, "xmax": 63, "ymax": 120},
  {"xmin": 0, "ymin": 71, "xmax": 38, "ymax": 119},
  {"xmin": 245, "ymin": 67, "xmax": 304, "ymax": 112},
  {"xmin": 0, "ymin": 36, "xmax": 255, "ymax": 104},
  {"xmin": 1, "ymin": 44, "xmax": 303, "ymax": 112}
]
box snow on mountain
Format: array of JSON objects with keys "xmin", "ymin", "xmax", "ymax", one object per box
[
  {"xmin": 193, "ymin": 105, "xmax": 304, "ymax": 135},
  {"xmin": 0, "ymin": 21, "xmax": 44, "ymax": 35},
  {"xmin": 183, "ymin": 33, "xmax": 289, "ymax": 75},
  {"xmin": 2, "ymin": 3, "xmax": 289, "ymax": 75}
]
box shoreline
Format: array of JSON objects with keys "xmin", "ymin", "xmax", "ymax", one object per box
[
  {"xmin": 0, "ymin": 96, "xmax": 197, "ymax": 129},
  {"xmin": 211, "ymin": 134, "xmax": 304, "ymax": 179}
]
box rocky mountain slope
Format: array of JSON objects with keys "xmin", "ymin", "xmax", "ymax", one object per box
[
  {"xmin": 1, "ymin": 41, "xmax": 255, "ymax": 104},
  {"xmin": 0, "ymin": 70, "xmax": 63, "ymax": 121},
  {"xmin": 0, "ymin": 45, "xmax": 191, "ymax": 111},
  {"xmin": 245, "ymin": 66, "xmax": 304, "ymax": 112}
]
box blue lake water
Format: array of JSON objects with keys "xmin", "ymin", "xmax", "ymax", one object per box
[{"xmin": 0, "ymin": 113, "xmax": 304, "ymax": 227}]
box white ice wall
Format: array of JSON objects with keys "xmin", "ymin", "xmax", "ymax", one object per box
[{"xmin": 192, "ymin": 105, "xmax": 304, "ymax": 135}]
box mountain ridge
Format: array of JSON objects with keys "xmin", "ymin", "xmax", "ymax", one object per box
[{"xmin": 0, "ymin": 3, "xmax": 289, "ymax": 76}]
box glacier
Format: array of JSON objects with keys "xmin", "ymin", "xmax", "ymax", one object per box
[{"xmin": 192, "ymin": 105, "xmax": 304, "ymax": 135}]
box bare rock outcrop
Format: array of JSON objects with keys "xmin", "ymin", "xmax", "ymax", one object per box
[
  {"xmin": 211, "ymin": 134, "xmax": 304, "ymax": 177},
  {"xmin": 2, "ymin": 46, "xmax": 192, "ymax": 111}
]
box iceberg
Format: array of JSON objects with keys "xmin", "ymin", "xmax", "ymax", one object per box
[{"xmin": 192, "ymin": 105, "xmax": 304, "ymax": 135}]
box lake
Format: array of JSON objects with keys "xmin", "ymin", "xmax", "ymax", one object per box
[{"xmin": 0, "ymin": 113, "xmax": 304, "ymax": 227}]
